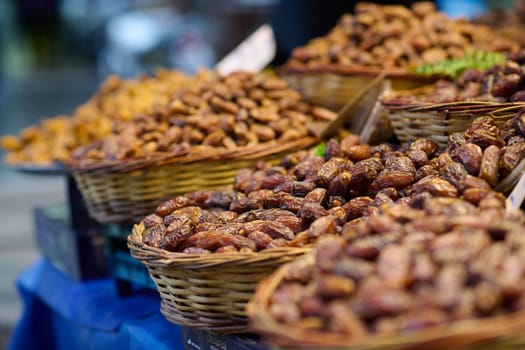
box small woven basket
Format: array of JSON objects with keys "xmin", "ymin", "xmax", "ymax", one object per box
[
  {"xmin": 247, "ymin": 254, "xmax": 525, "ymax": 350},
  {"xmin": 279, "ymin": 65, "xmax": 433, "ymax": 110},
  {"xmin": 127, "ymin": 223, "xmax": 311, "ymax": 334},
  {"xmin": 70, "ymin": 137, "xmax": 316, "ymax": 224},
  {"xmin": 382, "ymin": 91, "xmax": 525, "ymax": 149}
]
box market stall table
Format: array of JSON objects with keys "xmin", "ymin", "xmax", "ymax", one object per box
[{"xmin": 8, "ymin": 257, "xmax": 183, "ymax": 350}]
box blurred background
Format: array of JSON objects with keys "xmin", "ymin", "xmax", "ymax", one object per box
[{"xmin": 0, "ymin": 0, "xmax": 516, "ymax": 347}]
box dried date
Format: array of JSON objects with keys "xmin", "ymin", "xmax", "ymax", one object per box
[
  {"xmin": 257, "ymin": 221, "xmax": 295, "ymax": 240},
  {"xmin": 266, "ymin": 238, "xmax": 290, "ymax": 249},
  {"xmin": 229, "ymin": 196, "xmax": 262, "ymax": 213},
  {"xmin": 315, "ymin": 275, "xmax": 356, "ymax": 298},
  {"xmin": 479, "ymin": 145, "xmax": 500, "ymax": 186},
  {"xmin": 204, "ymin": 191, "xmax": 236, "ymax": 209},
  {"xmin": 385, "ymin": 156, "xmax": 416, "ymax": 174},
  {"xmin": 142, "ymin": 223, "xmax": 165, "ymax": 248},
  {"xmin": 179, "ymin": 231, "xmax": 256, "ymax": 251},
  {"xmin": 347, "ymin": 159, "xmax": 383, "ymax": 194},
  {"xmin": 279, "ymin": 195, "xmax": 304, "ymax": 213},
  {"xmin": 411, "ymin": 176, "xmax": 458, "ymax": 198},
  {"xmin": 316, "ymin": 158, "xmax": 348, "ymax": 187},
  {"xmin": 327, "ymin": 172, "xmax": 351, "ymax": 197},
  {"xmin": 463, "ymin": 188, "xmax": 491, "ymax": 205},
  {"xmin": 305, "ymin": 157, "xmax": 324, "ymax": 182},
  {"xmin": 261, "ymin": 173, "xmax": 287, "ymax": 189},
  {"xmin": 182, "ymin": 247, "xmax": 211, "ymax": 254},
  {"xmin": 342, "ymin": 197, "xmax": 373, "ymax": 221},
  {"xmin": 299, "ymin": 297, "xmax": 323, "ymax": 317},
  {"xmin": 315, "ymin": 236, "xmax": 346, "ymax": 272},
  {"xmin": 324, "ymin": 139, "xmax": 341, "ymax": 160},
  {"xmin": 340, "ymin": 135, "xmax": 361, "ymax": 156},
  {"xmin": 465, "ymin": 117, "xmax": 503, "ymax": 149},
  {"xmin": 247, "ymin": 231, "xmax": 274, "ymax": 250},
  {"xmin": 304, "ymin": 187, "xmax": 327, "ymax": 204},
  {"xmin": 161, "ymin": 220, "xmax": 193, "ymax": 251},
  {"xmin": 284, "ymin": 256, "xmax": 314, "ymax": 283},
  {"xmin": 441, "ymin": 162, "xmax": 468, "ymax": 192},
  {"xmin": 345, "ymin": 145, "xmax": 372, "ymax": 162},
  {"xmin": 351, "ymin": 286, "xmax": 413, "ymax": 319},
  {"xmin": 143, "ymin": 214, "xmax": 163, "ymax": 228},
  {"xmin": 415, "ymin": 164, "xmax": 439, "ymax": 181},
  {"xmin": 373, "ymin": 170, "xmax": 415, "ymax": 190},
  {"xmin": 274, "ymin": 181, "xmax": 315, "ymax": 197},
  {"xmin": 308, "ymin": 216, "xmax": 339, "ymax": 238},
  {"xmin": 346, "ymin": 236, "xmax": 389, "ymax": 260},
  {"xmin": 367, "ymin": 213, "xmax": 401, "ymax": 234},
  {"xmin": 410, "ymin": 138, "xmax": 438, "ymax": 157},
  {"xmin": 327, "ymin": 301, "xmax": 367, "ymax": 335},
  {"xmin": 448, "ymin": 132, "xmax": 466, "ymax": 156},
  {"xmin": 377, "ymin": 244, "xmax": 411, "ymax": 288},
  {"xmin": 514, "ymin": 108, "xmax": 525, "ymax": 137},
  {"xmin": 407, "ymin": 149, "xmax": 428, "ymax": 168},
  {"xmin": 333, "ymin": 257, "xmax": 374, "ymax": 281},
  {"xmin": 453, "ymin": 143, "xmax": 483, "ymax": 176},
  {"xmin": 464, "ymin": 175, "xmax": 491, "ymax": 191},
  {"xmin": 500, "ymin": 142, "xmax": 525, "ymax": 177},
  {"xmin": 155, "ymin": 196, "xmax": 193, "ymax": 216}
]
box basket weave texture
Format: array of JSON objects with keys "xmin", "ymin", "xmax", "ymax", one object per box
[
  {"xmin": 247, "ymin": 254, "xmax": 525, "ymax": 350},
  {"xmin": 128, "ymin": 223, "xmax": 311, "ymax": 334},
  {"xmin": 279, "ymin": 67, "xmax": 432, "ymax": 110},
  {"xmin": 382, "ymin": 94, "xmax": 525, "ymax": 149},
  {"xmin": 71, "ymin": 137, "xmax": 315, "ymax": 224}
]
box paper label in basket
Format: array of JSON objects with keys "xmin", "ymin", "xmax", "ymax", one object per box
[
  {"xmin": 360, "ymin": 81, "xmax": 389, "ymax": 144},
  {"xmin": 506, "ymin": 170, "xmax": 525, "ymax": 212},
  {"xmin": 215, "ymin": 24, "xmax": 275, "ymax": 75},
  {"xmin": 319, "ymin": 71, "xmax": 386, "ymax": 140}
]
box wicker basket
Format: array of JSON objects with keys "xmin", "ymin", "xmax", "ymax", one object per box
[
  {"xmin": 279, "ymin": 65, "xmax": 433, "ymax": 110},
  {"xmin": 71, "ymin": 137, "xmax": 316, "ymax": 224},
  {"xmin": 381, "ymin": 94, "xmax": 525, "ymax": 149},
  {"xmin": 247, "ymin": 254, "xmax": 525, "ymax": 350},
  {"xmin": 127, "ymin": 223, "xmax": 310, "ymax": 334}
]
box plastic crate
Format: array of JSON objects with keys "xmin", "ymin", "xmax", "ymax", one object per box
[
  {"xmin": 182, "ymin": 326, "xmax": 267, "ymax": 350},
  {"xmin": 34, "ymin": 205, "xmax": 108, "ymax": 280},
  {"xmin": 102, "ymin": 224, "xmax": 156, "ymax": 295}
]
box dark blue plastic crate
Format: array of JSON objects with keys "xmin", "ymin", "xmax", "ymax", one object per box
[
  {"xmin": 102, "ymin": 224, "xmax": 156, "ymax": 294},
  {"xmin": 34, "ymin": 205, "xmax": 108, "ymax": 280}
]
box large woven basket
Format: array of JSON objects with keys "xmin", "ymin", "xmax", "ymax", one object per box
[
  {"xmin": 381, "ymin": 93, "xmax": 525, "ymax": 149},
  {"xmin": 70, "ymin": 137, "xmax": 316, "ymax": 224},
  {"xmin": 279, "ymin": 65, "xmax": 433, "ymax": 110},
  {"xmin": 127, "ymin": 223, "xmax": 311, "ymax": 334},
  {"xmin": 247, "ymin": 254, "xmax": 525, "ymax": 350}
]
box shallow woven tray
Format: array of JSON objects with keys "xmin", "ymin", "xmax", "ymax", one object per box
[
  {"xmin": 127, "ymin": 223, "xmax": 310, "ymax": 334},
  {"xmin": 279, "ymin": 65, "xmax": 433, "ymax": 110},
  {"xmin": 247, "ymin": 254, "xmax": 525, "ymax": 350},
  {"xmin": 382, "ymin": 95, "xmax": 525, "ymax": 149},
  {"xmin": 71, "ymin": 137, "xmax": 316, "ymax": 224}
]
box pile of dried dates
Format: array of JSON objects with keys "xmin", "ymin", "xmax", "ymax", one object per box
[
  {"xmin": 391, "ymin": 51, "xmax": 525, "ymax": 103},
  {"xmin": 72, "ymin": 71, "xmax": 336, "ymax": 163},
  {"xmin": 268, "ymin": 198, "xmax": 525, "ymax": 334},
  {"xmin": 1, "ymin": 69, "xmax": 193, "ymax": 164},
  {"xmin": 282, "ymin": 2, "xmax": 517, "ymax": 72},
  {"xmin": 140, "ymin": 112, "xmax": 525, "ymax": 254}
]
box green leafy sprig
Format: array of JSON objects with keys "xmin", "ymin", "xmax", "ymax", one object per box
[
  {"xmin": 314, "ymin": 143, "xmax": 326, "ymax": 157},
  {"xmin": 412, "ymin": 51, "xmax": 506, "ymax": 79}
]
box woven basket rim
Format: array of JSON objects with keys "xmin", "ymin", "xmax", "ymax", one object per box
[
  {"xmin": 68, "ymin": 136, "xmax": 317, "ymax": 174},
  {"xmin": 127, "ymin": 222, "xmax": 312, "ymax": 268},
  {"xmin": 380, "ymin": 83, "xmax": 525, "ymax": 113},
  {"xmin": 382, "ymin": 98, "xmax": 525, "ymax": 115},
  {"xmin": 247, "ymin": 254, "xmax": 525, "ymax": 349},
  {"xmin": 277, "ymin": 64, "xmax": 439, "ymax": 81}
]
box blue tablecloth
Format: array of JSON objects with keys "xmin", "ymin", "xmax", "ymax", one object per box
[{"xmin": 8, "ymin": 257, "xmax": 183, "ymax": 350}]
